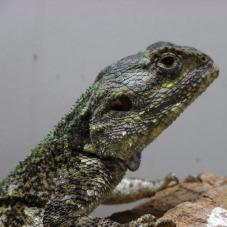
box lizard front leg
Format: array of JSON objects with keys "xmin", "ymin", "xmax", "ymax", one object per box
[
  {"xmin": 43, "ymin": 153, "xmax": 125, "ymax": 226},
  {"xmin": 103, "ymin": 174, "xmax": 179, "ymax": 204}
]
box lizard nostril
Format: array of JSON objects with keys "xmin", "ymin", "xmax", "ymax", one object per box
[
  {"xmin": 201, "ymin": 56, "xmax": 207, "ymax": 62},
  {"xmin": 199, "ymin": 55, "xmax": 209, "ymax": 63}
]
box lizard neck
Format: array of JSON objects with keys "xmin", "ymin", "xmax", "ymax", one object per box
[{"xmin": 0, "ymin": 86, "xmax": 96, "ymax": 198}]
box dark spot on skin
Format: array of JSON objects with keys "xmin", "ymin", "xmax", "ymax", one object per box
[{"xmin": 110, "ymin": 94, "xmax": 132, "ymax": 111}]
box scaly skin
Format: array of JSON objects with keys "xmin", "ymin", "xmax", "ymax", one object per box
[{"xmin": 0, "ymin": 42, "xmax": 219, "ymax": 226}]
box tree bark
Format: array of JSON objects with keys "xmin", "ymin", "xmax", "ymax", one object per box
[{"xmin": 110, "ymin": 173, "xmax": 227, "ymax": 227}]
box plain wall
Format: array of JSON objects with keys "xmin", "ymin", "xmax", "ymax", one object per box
[{"xmin": 0, "ymin": 0, "xmax": 226, "ymax": 217}]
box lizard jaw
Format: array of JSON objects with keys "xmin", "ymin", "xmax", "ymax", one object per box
[{"xmin": 148, "ymin": 62, "xmax": 219, "ymax": 141}]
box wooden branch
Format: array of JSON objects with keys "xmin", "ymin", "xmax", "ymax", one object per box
[{"xmin": 109, "ymin": 173, "xmax": 227, "ymax": 226}]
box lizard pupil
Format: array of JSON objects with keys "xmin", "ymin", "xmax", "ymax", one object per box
[
  {"xmin": 110, "ymin": 94, "xmax": 132, "ymax": 111},
  {"xmin": 161, "ymin": 56, "xmax": 175, "ymax": 67}
]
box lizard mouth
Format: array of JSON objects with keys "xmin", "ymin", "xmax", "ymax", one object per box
[
  {"xmin": 152, "ymin": 63, "xmax": 219, "ymax": 113},
  {"xmin": 172, "ymin": 63, "xmax": 219, "ymax": 108}
]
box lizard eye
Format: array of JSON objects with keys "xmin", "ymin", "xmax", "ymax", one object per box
[
  {"xmin": 158, "ymin": 53, "xmax": 178, "ymax": 69},
  {"xmin": 157, "ymin": 53, "xmax": 182, "ymax": 79},
  {"xmin": 160, "ymin": 56, "xmax": 175, "ymax": 67},
  {"xmin": 110, "ymin": 94, "xmax": 132, "ymax": 111}
]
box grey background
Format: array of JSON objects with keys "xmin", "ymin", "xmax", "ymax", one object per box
[{"xmin": 0, "ymin": 0, "xmax": 226, "ymax": 217}]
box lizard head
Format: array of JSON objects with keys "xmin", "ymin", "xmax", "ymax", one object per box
[{"xmin": 84, "ymin": 42, "xmax": 219, "ymax": 171}]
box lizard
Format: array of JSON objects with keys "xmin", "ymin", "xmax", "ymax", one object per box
[{"xmin": 0, "ymin": 41, "xmax": 219, "ymax": 226}]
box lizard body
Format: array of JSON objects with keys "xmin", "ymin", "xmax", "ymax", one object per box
[{"xmin": 0, "ymin": 42, "xmax": 219, "ymax": 226}]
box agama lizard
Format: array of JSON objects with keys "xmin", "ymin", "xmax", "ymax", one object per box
[{"xmin": 0, "ymin": 42, "xmax": 219, "ymax": 226}]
